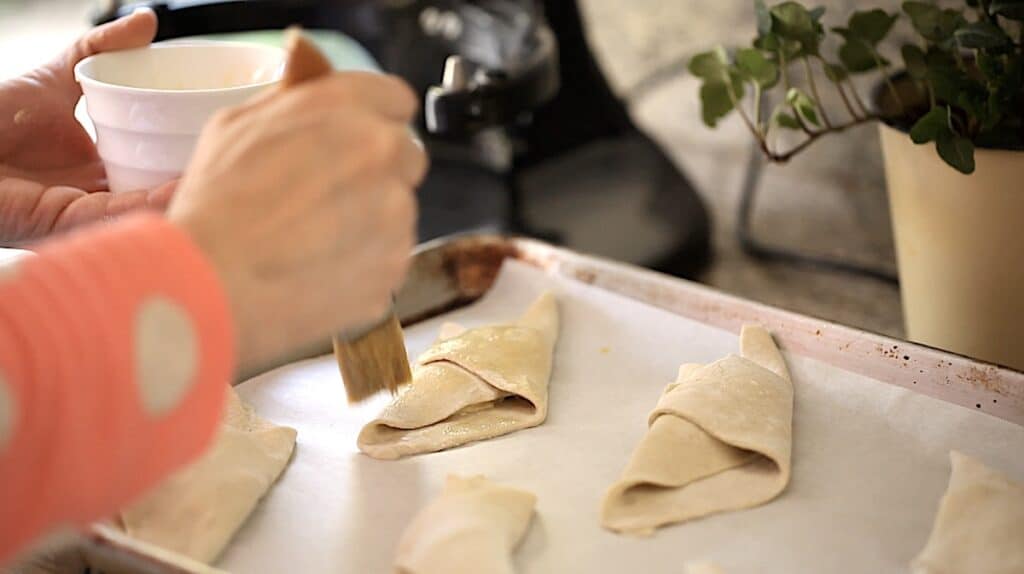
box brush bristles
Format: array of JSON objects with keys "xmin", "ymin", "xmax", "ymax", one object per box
[{"xmin": 333, "ymin": 313, "xmax": 412, "ymax": 404}]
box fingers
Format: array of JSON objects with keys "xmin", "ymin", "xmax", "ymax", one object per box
[
  {"xmin": 214, "ymin": 93, "xmax": 427, "ymax": 190},
  {"xmin": 0, "ymin": 176, "xmax": 177, "ymax": 243},
  {"xmin": 55, "ymin": 8, "xmax": 158, "ymax": 96},
  {"xmin": 67, "ymin": 8, "xmax": 158, "ymax": 67},
  {"xmin": 291, "ymin": 110, "xmax": 426, "ymax": 190},
  {"xmin": 0, "ymin": 162, "xmax": 106, "ymax": 193},
  {"xmin": 367, "ymin": 178, "xmax": 417, "ymax": 289},
  {"xmin": 258, "ymin": 72, "xmax": 418, "ymax": 124},
  {"xmin": 313, "ymin": 72, "xmax": 419, "ymax": 123},
  {"xmin": 363, "ymin": 124, "xmax": 428, "ymax": 187},
  {"xmin": 50, "ymin": 185, "xmax": 172, "ymax": 233},
  {"xmin": 397, "ymin": 131, "xmax": 429, "ymax": 187},
  {"xmin": 145, "ymin": 179, "xmax": 179, "ymax": 211},
  {"xmin": 214, "ymin": 72, "xmax": 418, "ymax": 143}
]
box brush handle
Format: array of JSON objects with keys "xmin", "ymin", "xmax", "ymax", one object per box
[
  {"xmin": 280, "ymin": 29, "xmax": 402, "ymax": 345},
  {"xmin": 337, "ymin": 297, "xmax": 398, "ymax": 342}
]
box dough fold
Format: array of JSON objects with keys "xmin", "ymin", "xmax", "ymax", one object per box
[
  {"xmin": 395, "ymin": 475, "xmax": 536, "ymax": 574},
  {"xmin": 601, "ymin": 325, "xmax": 793, "ymax": 535},
  {"xmin": 912, "ymin": 451, "xmax": 1024, "ymax": 574},
  {"xmin": 358, "ymin": 292, "xmax": 558, "ymax": 460},
  {"xmin": 118, "ymin": 388, "xmax": 297, "ymax": 563}
]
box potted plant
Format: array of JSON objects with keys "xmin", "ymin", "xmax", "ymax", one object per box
[{"xmin": 690, "ymin": 0, "xmax": 1024, "ymax": 370}]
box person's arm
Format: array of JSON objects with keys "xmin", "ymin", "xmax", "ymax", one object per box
[
  {"xmin": 0, "ymin": 54, "xmax": 426, "ymax": 564},
  {"xmin": 0, "ymin": 214, "xmax": 234, "ymax": 563}
]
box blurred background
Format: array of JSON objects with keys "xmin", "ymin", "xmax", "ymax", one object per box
[{"xmin": 0, "ymin": 0, "xmax": 903, "ymax": 337}]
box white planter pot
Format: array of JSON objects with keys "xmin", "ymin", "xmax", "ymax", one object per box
[{"xmin": 879, "ymin": 123, "xmax": 1024, "ymax": 370}]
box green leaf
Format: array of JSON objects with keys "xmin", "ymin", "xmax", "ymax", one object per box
[
  {"xmin": 753, "ymin": 33, "xmax": 802, "ymax": 59},
  {"xmin": 771, "ymin": 2, "xmax": 821, "ymax": 55},
  {"xmin": 956, "ymin": 91, "xmax": 988, "ymax": 124},
  {"xmin": 901, "ymin": 44, "xmax": 928, "ymax": 80},
  {"xmin": 902, "ymin": 2, "xmax": 939, "ymax": 33},
  {"xmin": 786, "ymin": 87, "xmax": 820, "ymax": 126},
  {"xmin": 688, "ymin": 47, "xmax": 730, "ymax": 81},
  {"xmin": 824, "ymin": 62, "xmax": 849, "ymax": 81},
  {"xmin": 981, "ymin": 91, "xmax": 1003, "ymax": 131},
  {"xmin": 699, "ymin": 77, "xmax": 744, "ymax": 127},
  {"xmin": 923, "ymin": 48, "xmax": 963, "ymax": 103},
  {"xmin": 834, "ymin": 15, "xmax": 895, "ymax": 72},
  {"xmin": 755, "ymin": 0, "xmax": 773, "ymax": 36},
  {"xmin": 839, "ymin": 39, "xmax": 886, "ymax": 72},
  {"xmin": 903, "ymin": 2, "xmax": 964, "ymax": 42},
  {"xmin": 976, "ymin": 50, "xmax": 1003, "ymax": 80},
  {"xmin": 935, "ymin": 132, "xmax": 975, "ymax": 174},
  {"xmin": 989, "ymin": 0, "xmax": 1024, "ymax": 20},
  {"xmin": 735, "ymin": 48, "xmax": 779, "ymax": 87},
  {"xmin": 909, "ymin": 107, "xmax": 950, "ymax": 144},
  {"xmin": 771, "ymin": 107, "xmax": 802, "ymax": 129},
  {"xmin": 772, "ymin": 2, "xmax": 815, "ymax": 38},
  {"xmin": 954, "ymin": 21, "xmax": 1011, "ymax": 49},
  {"xmin": 846, "ymin": 9, "xmax": 899, "ymax": 46}
]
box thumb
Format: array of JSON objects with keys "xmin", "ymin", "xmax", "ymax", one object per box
[{"xmin": 52, "ymin": 7, "xmax": 158, "ymax": 100}]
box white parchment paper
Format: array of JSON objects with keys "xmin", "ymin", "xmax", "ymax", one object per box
[{"xmin": 222, "ymin": 260, "xmax": 1024, "ymax": 574}]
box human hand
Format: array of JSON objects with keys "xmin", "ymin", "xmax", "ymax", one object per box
[
  {"xmin": 168, "ymin": 72, "xmax": 428, "ymax": 370},
  {"xmin": 0, "ymin": 9, "xmax": 174, "ymax": 244}
]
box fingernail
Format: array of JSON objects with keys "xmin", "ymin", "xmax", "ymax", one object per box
[{"xmin": 131, "ymin": 5, "xmax": 155, "ymax": 17}]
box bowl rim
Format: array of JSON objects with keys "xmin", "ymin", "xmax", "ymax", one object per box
[{"xmin": 74, "ymin": 41, "xmax": 284, "ymax": 96}]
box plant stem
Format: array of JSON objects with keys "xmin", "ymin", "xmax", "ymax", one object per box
[
  {"xmin": 725, "ymin": 78, "xmax": 769, "ymax": 152},
  {"xmin": 753, "ymin": 84, "xmax": 764, "ymax": 136},
  {"xmin": 802, "ymin": 57, "xmax": 832, "ymax": 128},
  {"xmin": 952, "ymin": 37, "xmax": 966, "ymax": 69},
  {"xmin": 833, "ymin": 79, "xmax": 861, "ymax": 121},
  {"xmin": 870, "ymin": 45, "xmax": 906, "ymax": 115},
  {"xmin": 846, "ymin": 77, "xmax": 869, "ymax": 117},
  {"xmin": 779, "ymin": 49, "xmax": 813, "ymax": 134},
  {"xmin": 814, "ymin": 56, "xmax": 861, "ymax": 121},
  {"xmin": 948, "ymin": 108, "xmax": 970, "ymax": 137},
  {"xmin": 764, "ymin": 115, "xmax": 880, "ymax": 162}
]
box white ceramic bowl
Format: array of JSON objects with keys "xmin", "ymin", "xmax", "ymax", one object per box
[{"xmin": 75, "ymin": 42, "xmax": 284, "ymax": 193}]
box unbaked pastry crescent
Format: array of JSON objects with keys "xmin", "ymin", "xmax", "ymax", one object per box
[
  {"xmin": 118, "ymin": 388, "xmax": 297, "ymax": 563},
  {"xmin": 394, "ymin": 475, "xmax": 536, "ymax": 574},
  {"xmin": 912, "ymin": 451, "xmax": 1024, "ymax": 574},
  {"xmin": 601, "ymin": 324, "xmax": 793, "ymax": 535},
  {"xmin": 358, "ymin": 292, "xmax": 558, "ymax": 460}
]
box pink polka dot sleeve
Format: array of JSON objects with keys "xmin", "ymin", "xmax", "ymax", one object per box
[{"xmin": 0, "ymin": 214, "xmax": 235, "ymax": 564}]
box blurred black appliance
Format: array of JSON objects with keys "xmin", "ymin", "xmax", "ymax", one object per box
[{"xmin": 95, "ymin": 0, "xmax": 710, "ymax": 277}]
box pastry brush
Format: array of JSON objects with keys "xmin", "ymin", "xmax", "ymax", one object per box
[{"xmin": 279, "ymin": 28, "xmax": 413, "ymax": 403}]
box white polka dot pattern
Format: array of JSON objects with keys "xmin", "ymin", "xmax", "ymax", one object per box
[
  {"xmin": 135, "ymin": 297, "xmax": 199, "ymax": 416},
  {"xmin": 0, "ymin": 371, "xmax": 13, "ymax": 450}
]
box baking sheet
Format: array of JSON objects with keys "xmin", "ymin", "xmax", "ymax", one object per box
[{"xmin": 222, "ymin": 260, "xmax": 1024, "ymax": 574}]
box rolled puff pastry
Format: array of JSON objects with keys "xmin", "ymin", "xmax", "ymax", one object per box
[
  {"xmin": 118, "ymin": 387, "xmax": 297, "ymax": 563},
  {"xmin": 395, "ymin": 475, "xmax": 536, "ymax": 574},
  {"xmin": 358, "ymin": 292, "xmax": 559, "ymax": 460},
  {"xmin": 912, "ymin": 451, "xmax": 1024, "ymax": 574},
  {"xmin": 601, "ymin": 325, "xmax": 793, "ymax": 535}
]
